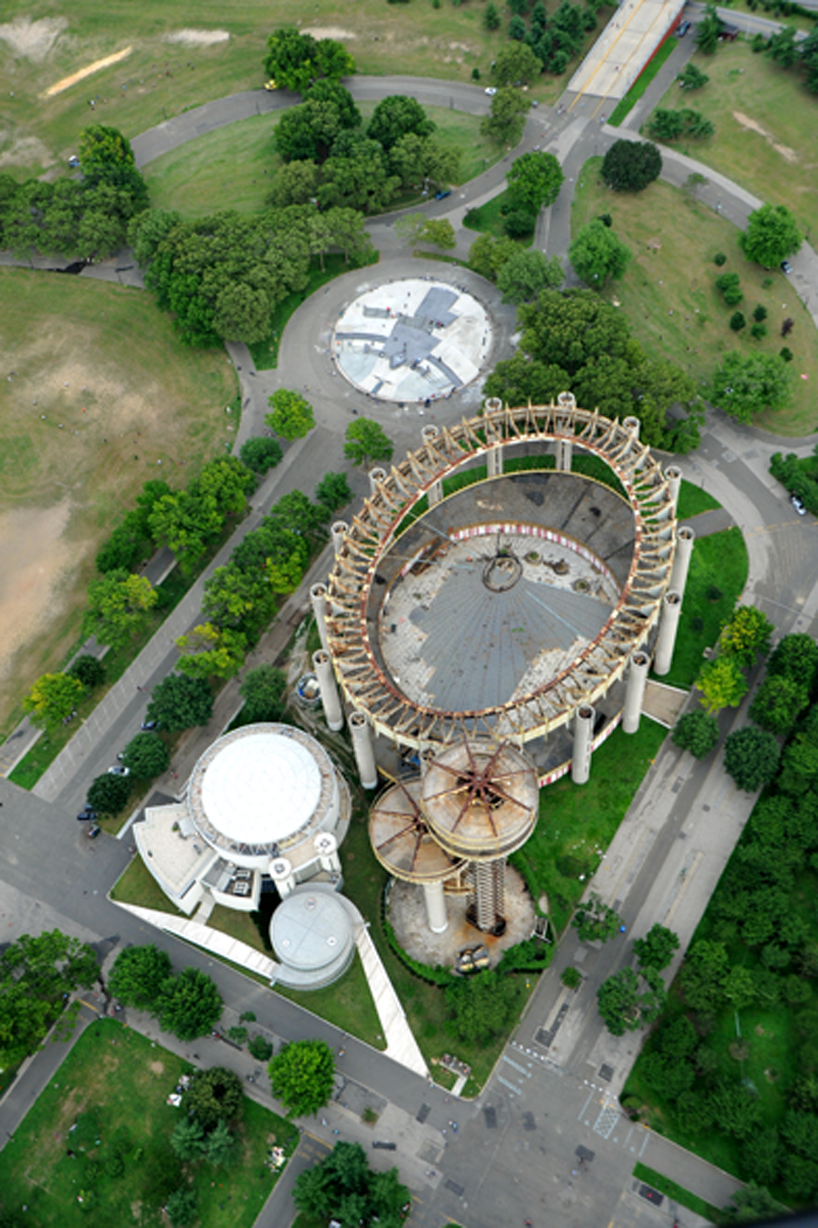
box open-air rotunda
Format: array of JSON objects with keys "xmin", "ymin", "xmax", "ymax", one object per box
[{"xmin": 308, "ymin": 395, "xmax": 695, "ymax": 950}]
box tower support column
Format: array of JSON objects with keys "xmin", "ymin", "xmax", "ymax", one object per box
[
  {"xmin": 572, "ymin": 704, "xmax": 595, "ymax": 785},
  {"xmin": 423, "ymin": 880, "xmax": 448, "ymax": 933},
  {"xmin": 313, "ymin": 650, "xmax": 343, "ymax": 732},
  {"xmin": 310, "ymin": 583, "xmax": 330, "ymax": 654},
  {"xmin": 622, "ymin": 651, "xmax": 650, "ymax": 735},
  {"xmin": 654, "ymin": 591, "xmax": 683, "ymax": 676},
  {"xmin": 669, "ymin": 526, "xmax": 695, "ymax": 596},
  {"xmin": 350, "ymin": 710, "xmax": 378, "ymax": 789}
]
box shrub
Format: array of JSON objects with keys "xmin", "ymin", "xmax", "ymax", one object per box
[
  {"xmin": 504, "ymin": 207, "xmax": 537, "ymax": 238},
  {"xmin": 240, "ymin": 436, "xmax": 282, "ymax": 475},
  {"xmin": 228, "ymin": 1025, "xmax": 248, "ymax": 1045},
  {"xmin": 471, "ymin": 66, "xmax": 481, "ymax": 80},
  {"xmin": 780, "ymin": 347, "xmax": 794, "ymax": 362},
  {"xmin": 713, "ymin": 251, "xmax": 727, "ymax": 266},
  {"xmin": 673, "ymin": 710, "xmax": 719, "ymax": 758},
  {"xmin": 715, "ymin": 272, "xmax": 742, "ymax": 305},
  {"xmin": 750, "ymin": 322, "xmax": 767, "ymax": 340},
  {"xmin": 753, "ymin": 303, "xmax": 768, "ymax": 322},
  {"xmin": 598, "ymin": 213, "xmax": 613, "ymax": 227},
  {"xmin": 729, "ymin": 311, "xmax": 746, "ymax": 332},
  {"xmin": 561, "ymin": 966, "xmax": 582, "ymax": 989},
  {"xmin": 249, "ymin": 1034, "xmax": 274, "ymax": 1062}
]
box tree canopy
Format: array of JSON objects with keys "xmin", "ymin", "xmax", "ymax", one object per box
[
  {"xmin": 266, "ymin": 389, "xmax": 316, "ymax": 441},
  {"xmin": 506, "ymin": 151, "xmax": 564, "ymax": 212},
  {"xmin": 724, "ymin": 727, "xmax": 781, "ymax": 792},
  {"xmin": 185, "ymin": 1066, "xmax": 244, "ymax": 1130},
  {"xmin": 367, "ymin": 95, "xmax": 434, "ymax": 151},
  {"xmin": 344, "ymin": 419, "xmax": 394, "ymax": 467},
  {"xmin": 673, "ymin": 709, "xmax": 720, "ymax": 758},
  {"xmin": 83, "ymin": 570, "xmax": 158, "ymax": 649},
  {"xmin": 445, "ymin": 970, "xmax": 522, "ymax": 1045},
  {"xmin": 147, "ymin": 673, "xmax": 214, "ymax": 732},
  {"xmin": 491, "ymin": 41, "xmax": 542, "ymax": 86},
  {"xmin": 696, "ymin": 655, "xmax": 749, "ymax": 715},
  {"xmin": 23, "ymin": 671, "xmax": 85, "ymax": 731},
  {"xmin": 240, "ymin": 435, "xmax": 283, "ymax": 475},
  {"xmin": 239, "ymin": 665, "xmax": 288, "ymax": 723},
  {"xmin": 121, "ymin": 731, "xmax": 170, "ymax": 778},
  {"xmin": 269, "ymin": 1038, "xmax": 335, "ymax": 1118},
  {"xmin": 108, "ymin": 944, "xmax": 172, "ymax": 1009},
  {"xmin": 597, "ymin": 966, "xmax": 666, "ymax": 1036},
  {"xmin": 293, "ymin": 1142, "xmax": 410, "ymax": 1228},
  {"xmin": 633, "ymin": 924, "xmax": 680, "ymax": 972},
  {"xmin": 712, "ymin": 351, "xmax": 792, "ymax": 424},
  {"xmin": 572, "ymin": 892, "xmax": 622, "ymax": 943},
  {"xmin": 480, "ymin": 87, "xmax": 530, "ymax": 147},
  {"xmin": 0, "ymin": 930, "xmax": 98, "ymax": 1070},
  {"xmin": 718, "ymin": 604, "xmax": 774, "ymax": 669},
  {"xmin": 86, "ymin": 771, "xmax": 131, "ymax": 816},
  {"xmin": 157, "ymin": 967, "xmax": 223, "ymax": 1042},
  {"xmin": 569, "ymin": 218, "xmax": 632, "ymax": 286},
  {"xmin": 601, "ymin": 139, "xmax": 662, "ymax": 192},
  {"xmin": 497, "ymin": 249, "xmax": 564, "ymax": 304},
  {"xmin": 741, "ymin": 203, "xmax": 802, "ymax": 268},
  {"xmin": 263, "ymin": 27, "xmax": 355, "ymax": 92}
]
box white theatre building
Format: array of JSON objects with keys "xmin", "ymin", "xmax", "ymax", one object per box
[{"xmin": 134, "ymin": 723, "xmax": 351, "ymax": 916}]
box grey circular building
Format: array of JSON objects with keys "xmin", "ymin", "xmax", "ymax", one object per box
[{"xmin": 270, "ymin": 886, "xmax": 356, "ymax": 989}]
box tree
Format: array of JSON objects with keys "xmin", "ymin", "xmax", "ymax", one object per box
[
  {"xmin": 367, "ymin": 95, "xmax": 434, "ymax": 151},
  {"xmin": 496, "ymin": 249, "xmax": 564, "ymax": 303},
  {"xmin": 239, "ymin": 665, "xmax": 288, "ymax": 723},
  {"xmin": 266, "ymin": 389, "xmax": 315, "ymax": 441},
  {"xmin": 293, "ymin": 1141, "xmax": 409, "ymax": 1227},
  {"xmin": 647, "ymin": 109, "xmax": 686, "ymax": 142},
  {"xmin": 712, "ymin": 351, "xmax": 792, "ymax": 424},
  {"xmin": 147, "ymin": 489, "xmax": 223, "ymax": 571},
  {"xmin": 682, "ymin": 939, "xmax": 729, "ymax": 1012},
  {"xmin": 633, "ymin": 924, "xmax": 680, "ymax": 972},
  {"xmin": 175, "ymin": 623, "xmax": 247, "ymax": 680},
  {"xmin": 204, "ymin": 1117, "xmax": 237, "ymax": 1167},
  {"xmin": 445, "ymin": 970, "xmax": 522, "ymax": 1045},
  {"xmin": 741, "ymin": 203, "xmax": 802, "ymax": 267},
  {"xmin": 718, "ymin": 605, "xmax": 774, "ymax": 669},
  {"xmin": 768, "ymin": 632, "xmax": 818, "ymax": 691},
  {"xmin": 121, "ymin": 731, "xmax": 170, "ymax": 778},
  {"xmin": 147, "ymin": 673, "xmax": 214, "ymax": 732},
  {"xmin": 0, "ymin": 931, "xmax": 98, "ymax": 1069},
  {"xmin": 67, "ymin": 655, "xmax": 106, "ymax": 689},
  {"xmin": 491, "ymin": 42, "xmax": 542, "ymax": 86},
  {"xmin": 170, "ymin": 1116, "xmax": 206, "ymax": 1162},
  {"xmin": 507, "ymin": 151, "xmax": 564, "ymax": 212},
  {"xmin": 157, "ymin": 968, "xmax": 223, "ymax": 1042},
  {"xmin": 572, "ymin": 892, "xmax": 622, "ymax": 943},
  {"xmin": 186, "ymin": 1067, "xmax": 244, "ymax": 1129},
  {"xmin": 78, "ymin": 124, "xmax": 137, "ymax": 175},
  {"xmin": 696, "ymin": 3, "xmax": 723, "ymax": 54},
  {"xmin": 86, "ymin": 771, "xmax": 131, "ymax": 816},
  {"xmin": 801, "ymin": 26, "xmax": 818, "ymax": 93},
  {"xmin": 601, "ymin": 140, "xmax": 662, "ymax": 192},
  {"xmin": 481, "ymin": 87, "xmax": 530, "ymax": 147},
  {"xmin": 715, "ymin": 272, "xmax": 743, "ymax": 306},
  {"xmin": 767, "ymin": 24, "xmax": 799, "ymax": 68},
  {"xmin": 696, "ymin": 656, "xmax": 749, "ymax": 715},
  {"xmin": 484, "ymin": 2, "xmax": 501, "ymax": 29},
  {"xmin": 750, "ymin": 674, "xmax": 808, "ymax": 734},
  {"xmin": 723, "ymin": 1183, "xmax": 789, "ymax": 1225},
  {"xmin": 417, "ymin": 218, "xmax": 455, "ymax": 251},
  {"xmin": 569, "ymin": 219, "xmax": 632, "ymax": 286},
  {"xmin": 249, "ymin": 1034, "xmax": 274, "ymax": 1061},
  {"xmin": 709, "ymin": 1082, "xmax": 762, "ymax": 1140},
  {"xmin": 344, "ymin": 419, "xmax": 394, "ymax": 467},
  {"xmin": 269, "ymin": 1038, "xmax": 335, "ymax": 1118},
  {"xmin": 316, "ymin": 471, "xmax": 352, "ymax": 514},
  {"xmin": 165, "ymin": 1187, "xmax": 197, "ymax": 1228},
  {"xmin": 23, "ymin": 672, "xmax": 84, "ymax": 731},
  {"xmin": 518, "ymin": 289, "xmax": 631, "ymax": 374},
  {"xmin": 320, "ymin": 133, "xmax": 400, "ymax": 213},
  {"xmin": 108, "ymin": 943, "xmax": 172, "ymax": 1009},
  {"xmin": 724, "ymin": 727, "xmax": 781, "ymax": 792},
  {"xmin": 673, "ymin": 709, "xmax": 720, "ymax": 758},
  {"xmin": 240, "ymin": 436, "xmax": 282, "ymax": 475},
  {"xmin": 263, "ymin": 27, "xmax": 320, "ymax": 92},
  {"xmin": 677, "ymin": 63, "xmax": 710, "ymax": 90},
  {"xmin": 597, "ymin": 966, "xmax": 665, "ymax": 1036}
]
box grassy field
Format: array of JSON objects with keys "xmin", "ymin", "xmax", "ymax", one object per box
[
  {"xmin": 0, "ymin": 1017, "xmax": 296, "ymax": 1228},
  {"xmin": 676, "ymin": 481, "xmax": 721, "ymax": 520},
  {"xmin": 571, "ymin": 159, "xmax": 818, "ymax": 435},
  {"xmin": 648, "ymin": 39, "xmax": 818, "ymax": 238},
  {"xmin": 463, "ymin": 189, "xmax": 534, "ymax": 246},
  {"xmin": 142, "ymin": 103, "xmax": 502, "ymax": 221},
  {"xmin": 0, "ymin": 0, "xmax": 607, "ymax": 183},
  {"xmin": 0, "ymin": 269, "xmax": 236, "ymax": 736},
  {"xmin": 511, "ymin": 720, "xmax": 669, "ymax": 932}
]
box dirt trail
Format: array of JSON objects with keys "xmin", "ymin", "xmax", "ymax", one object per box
[{"xmin": 45, "ymin": 46, "xmax": 132, "ymax": 98}]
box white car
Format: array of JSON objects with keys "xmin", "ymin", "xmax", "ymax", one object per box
[
  {"xmin": 791, "ymin": 493, "xmax": 807, "ymax": 516},
  {"xmin": 107, "ymin": 765, "xmax": 130, "ymax": 776},
  {"xmin": 484, "ymin": 87, "xmax": 497, "ymax": 96}
]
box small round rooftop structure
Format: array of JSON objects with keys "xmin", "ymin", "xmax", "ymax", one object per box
[
  {"xmin": 369, "ymin": 778, "xmax": 465, "ymax": 884},
  {"xmin": 270, "ymin": 886, "xmax": 356, "ymax": 989},
  {"xmin": 333, "ymin": 277, "xmax": 491, "ymax": 402},
  {"xmin": 188, "ymin": 723, "xmax": 340, "ymax": 868}
]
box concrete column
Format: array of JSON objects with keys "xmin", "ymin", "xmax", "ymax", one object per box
[
  {"xmin": 269, "ymin": 857, "xmax": 295, "ymax": 898},
  {"xmin": 622, "ymin": 651, "xmax": 650, "ymax": 735},
  {"xmin": 487, "ymin": 444, "xmax": 503, "ymax": 478},
  {"xmin": 571, "ymin": 704, "xmax": 595, "ymax": 785},
  {"xmin": 484, "ymin": 397, "xmax": 503, "ymax": 414},
  {"xmin": 331, "ymin": 520, "xmax": 349, "ymax": 557},
  {"xmin": 664, "ymin": 465, "xmax": 682, "ymax": 510},
  {"xmin": 314, "ymin": 832, "xmax": 341, "ymax": 875},
  {"xmin": 556, "ymin": 438, "xmax": 573, "ymax": 471},
  {"xmin": 313, "ymin": 650, "xmax": 343, "ymax": 732},
  {"xmin": 422, "ymin": 424, "xmax": 440, "ymax": 446},
  {"xmin": 623, "ymin": 415, "xmax": 640, "ymax": 440},
  {"xmin": 423, "ymin": 879, "xmax": 448, "ymax": 934},
  {"xmin": 350, "ymin": 710, "xmax": 378, "ymax": 789},
  {"xmin": 368, "ymin": 467, "xmax": 387, "ymax": 497},
  {"xmin": 669, "ymin": 526, "xmax": 695, "ymax": 597},
  {"xmin": 654, "ymin": 590, "xmax": 683, "ymax": 676},
  {"xmin": 310, "ymin": 583, "xmax": 330, "ymax": 654},
  {"xmin": 428, "ymin": 478, "xmax": 443, "ymax": 506}
]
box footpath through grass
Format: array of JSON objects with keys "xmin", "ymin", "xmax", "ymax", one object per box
[{"xmin": 0, "ymin": 1017, "xmax": 296, "ymax": 1228}]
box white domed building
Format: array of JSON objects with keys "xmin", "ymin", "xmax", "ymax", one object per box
[{"xmin": 134, "ymin": 723, "xmax": 351, "ymax": 916}]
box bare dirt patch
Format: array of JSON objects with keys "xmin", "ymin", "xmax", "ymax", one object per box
[
  {"xmin": 0, "ymin": 16, "xmax": 67, "ymax": 61},
  {"xmin": 44, "ymin": 46, "xmax": 132, "ymax": 97},
  {"xmin": 164, "ymin": 29, "xmax": 230, "ymax": 47},
  {"xmin": 149, "ymin": 1060, "xmax": 165, "ymax": 1075},
  {"xmin": 0, "ymin": 501, "xmax": 77, "ymax": 681},
  {"xmin": 0, "ymin": 133, "xmax": 55, "ymax": 171},
  {"xmin": 732, "ymin": 110, "xmax": 798, "ymax": 163},
  {"xmin": 301, "ymin": 27, "xmax": 358, "ymax": 40}
]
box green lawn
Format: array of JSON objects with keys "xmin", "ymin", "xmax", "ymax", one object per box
[
  {"xmin": 511, "ymin": 719, "xmax": 669, "ymax": 933},
  {"xmin": 660, "ymin": 526, "xmax": 749, "ymax": 690},
  {"xmin": 648, "ymin": 39, "xmax": 818, "ymax": 238},
  {"xmin": 275, "ymin": 953, "xmax": 386, "ymax": 1052},
  {"xmin": 110, "ymin": 854, "xmax": 184, "ymax": 915},
  {"xmin": 571, "ymin": 159, "xmax": 818, "ymax": 435},
  {"xmin": 464, "ymin": 189, "xmax": 533, "ymax": 246},
  {"xmin": 677, "ymin": 480, "xmax": 721, "ymax": 520},
  {"xmin": 632, "ymin": 1162, "xmax": 724, "ymax": 1224},
  {"xmin": 0, "ymin": 1018, "xmax": 296, "ymax": 1228}
]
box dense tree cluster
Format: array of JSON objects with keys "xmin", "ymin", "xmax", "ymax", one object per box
[
  {"xmin": 631, "ymin": 634, "xmax": 818, "ymax": 1207},
  {"xmin": 293, "ymin": 1141, "xmax": 410, "ymax": 1228},
  {"xmin": 601, "ymin": 140, "xmax": 662, "ymax": 192},
  {"xmin": 694, "ymin": 604, "xmax": 772, "ymax": 716},
  {"xmin": 0, "ymin": 124, "xmax": 148, "ymax": 260},
  {"xmin": 148, "ymin": 455, "xmax": 256, "ymax": 572},
  {"xmin": 712, "ymin": 350, "xmax": 792, "ymax": 424},
  {"xmin": 489, "ymin": 1, "xmax": 599, "ymax": 78},
  {"xmin": 263, "ymin": 26, "xmax": 355, "ymax": 93},
  {"xmin": 108, "ymin": 946, "xmax": 223, "ymax": 1041},
  {"xmin": 647, "ymin": 108, "xmax": 715, "ymax": 141},
  {"xmin": 482, "ymin": 290, "xmax": 702, "ymax": 451},
  {"xmin": 445, "ymin": 969, "xmax": 523, "ymax": 1045},
  {"xmin": 0, "ymin": 930, "xmax": 98, "ymax": 1070}
]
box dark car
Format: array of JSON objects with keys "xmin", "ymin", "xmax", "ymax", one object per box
[
  {"xmin": 140, "ymin": 719, "xmax": 158, "ymax": 731},
  {"xmin": 781, "ymin": 259, "xmax": 793, "ymax": 274},
  {"xmin": 435, "ymin": 189, "xmax": 451, "ymax": 201},
  {"xmin": 86, "ymin": 824, "xmax": 101, "ymax": 839},
  {"xmin": 677, "ymin": 19, "xmax": 691, "ymax": 36},
  {"xmin": 77, "ymin": 806, "xmax": 97, "ymax": 821}
]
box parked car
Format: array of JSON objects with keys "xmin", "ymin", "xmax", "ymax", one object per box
[
  {"xmin": 781, "ymin": 259, "xmax": 793, "ymax": 274},
  {"xmin": 77, "ymin": 806, "xmax": 97, "ymax": 821},
  {"xmin": 792, "ymin": 493, "xmax": 807, "ymax": 515},
  {"xmin": 107, "ymin": 765, "xmax": 130, "ymax": 777},
  {"xmin": 677, "ymin": 19, "xmax": 692, "ymax": 36},
  {"xmin": 86, "ymin": 824, "xmax": 101, "ymax": 839},
  {"xmin": 484, "ymin": 86, "xmax": 497, "ymax": 96},
  {"xmin": 435, "ymin": 189, "xmax": 451, "ymax": 200},
  {"xmin": 141, "ymin": 719, "xmax": 158, "ymax": 731},
  {"xmin": 68, "ymin": 154, "xmax": 80, "ymax": 168}
]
